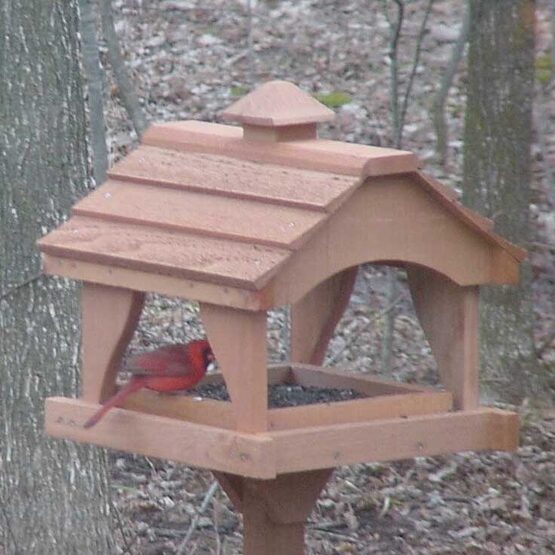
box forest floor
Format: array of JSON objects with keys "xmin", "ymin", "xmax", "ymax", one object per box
[{"xmin": 100, "ymin": 1, "xmax": 555, "ymax": 553}]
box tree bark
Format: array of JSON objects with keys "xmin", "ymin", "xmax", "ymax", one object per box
[
  {"xmin": 79, "ymin": 0, "xmax": 109, "ymax": 185},
  {"xmin": 0, "ymin": 2, "xmax": 115, "ymax": 552},
  {"xmin": 463, "ymin": 0, "xmax": 546, "ymax": 403}
]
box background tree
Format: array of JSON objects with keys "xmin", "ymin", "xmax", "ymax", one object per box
[
  {"xmin": 463, "ymin": 0, "xmax": 548, "ymax": 403},
  {"xmin": 0, "ymin": 2, "xmax": 115, "ymax": 551}
]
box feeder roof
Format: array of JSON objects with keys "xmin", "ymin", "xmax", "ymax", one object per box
[{"xmin": 38, "ymin": 81, "xmax": 525, "ymax": 309}]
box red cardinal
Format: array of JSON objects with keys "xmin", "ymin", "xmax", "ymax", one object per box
[{"xmin": 84, "ymin": 339, "xmax": 213, "ymax": 429}]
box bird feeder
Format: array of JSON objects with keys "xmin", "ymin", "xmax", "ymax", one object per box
[{"xmin": 38, "ymin": 81, "xmax": 523, "ymax": 554}]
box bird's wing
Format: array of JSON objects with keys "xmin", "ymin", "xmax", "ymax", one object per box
[
  {"xmin": 130, "ymin": 361, "xmax": 191, "ymax": 378},
  {"xmin": 127, "ymin": 344, "xmax": 190, "ymax": 376}
]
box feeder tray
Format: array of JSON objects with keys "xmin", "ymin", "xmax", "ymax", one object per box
[{"xmin": 38, "ymin": 81, "xmax": 524, "ymax": 554}]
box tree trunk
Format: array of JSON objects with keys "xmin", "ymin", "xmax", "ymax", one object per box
[
  {"xmin": 0, "ymin": 2, "xmax": 115, "ymax": 552},
  {"xmin": 463, "ymin": 0, "xmax": 546, "ymax": 403}
]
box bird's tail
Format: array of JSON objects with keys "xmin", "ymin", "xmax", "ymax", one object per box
[{"xmin": 83, "ymin": 379, "xmax": 145, "ymax": 429}]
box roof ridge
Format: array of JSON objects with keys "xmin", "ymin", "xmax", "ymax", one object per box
[{"xmin": 143, "ymin": 121, "xmax": 418, "ymax": 177}]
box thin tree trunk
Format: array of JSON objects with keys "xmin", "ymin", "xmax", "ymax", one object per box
[
  {"xmin": 80, "ymin": 0, "xmax": 109, "ymax": 184},
  {"xmin": 0, "ymin": 2, "xmax": 115, "ymax": 552},
  {"xmin": 463, "ymin": 0, "xmax": 547, "ymax": 403},
  {"xmin": 99, "ymin": 0, "xmax": 148, "ymax": 139}
]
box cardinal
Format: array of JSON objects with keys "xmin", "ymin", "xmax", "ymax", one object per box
[{"xmin": 83, "ymin": 338, "xmax": 214, "ymax": 429}]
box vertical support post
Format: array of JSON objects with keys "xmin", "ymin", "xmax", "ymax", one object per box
[
  {"xmin": 214, "ymin": 469, "xmax": 333, "ymax": 555},
  {"xmin": 81, "ymin": 283, "xmax": 144, "ymax": 403},
  {"xmin": 291, "ymin": 267, "xmax": 357, "ymax": 365},
  {"xmin": 407, "ymin": 266, "xmax": 480, "ymax": 409},
  {"xmin": 199, "ymin": 304, "xmax": 268, "ymax": 432},
  {"xmin": 242, "ymin": 492, "xmax": 305, "ymax": 555}
]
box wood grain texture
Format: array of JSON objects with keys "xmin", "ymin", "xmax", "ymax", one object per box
[
  {"xmin": 42, "ymin": 254, "xmax": 267, "ymax": 310},
  {"xmin": 110, "ymin": 372, "xmax": 452, "ymax": 432},
  {"xmin": 270, "ymin": 408, "xmax": 519, "ymax": 473},
  {"xmin": 242, "ymin": 123, "xmax": 318, "ymax": 142},
  {"xmin": 414, "ymin": 171, "xmax": 526, "ymax": 262},
  {"xmin": 73, "ymin": 180, "xmax": 324, "ymax": 250},
  {"xmin": 81, "ymin": 283, "xmax": 144, "ymax": 403},
  {"xmin": 109, "ymin": 145, "xmax": 356, "ymax": 212},
  {"xmin": 121, "ymin": 390, "xmax": 235, "ymax": 428},
  {"xmin": 290, "ymin": 364, "xmax": 448, "ymax": 396},
  {"xmin": 407, "ymin": 267, "xmax": 480, "ymax": 410},
  {"xmin": 240, "ymin": 469, "xmax": 332, "ymax": 555},
  {"xmin": 267, "ymin": 390, "xmax": 452, "ymax": 430},
  {"xmin": 216, "ymin": 466, "xmax": 332, "ymax": 555},
  {"xmin": 200, "ymin": 304, "xmax": 268, "ymax": 432},
  {"xmin": 45, "ymin": 397, "xmax": 276, "ymax": 478},
  {"xmin": 143, "ymin": 120, "xmax": 418, "ymax": 177},
  {"xmin": 411, "ymin": 171, "xmax": 526, "ymax": 262},
  {"xmin": 39, "ymin": 216, "xmax": 289, "ymax": 290}
]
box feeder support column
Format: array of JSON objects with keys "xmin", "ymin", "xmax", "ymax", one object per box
[{"xmin": 215, "ymin": 469, "xmax": 333, "ymax": 555}]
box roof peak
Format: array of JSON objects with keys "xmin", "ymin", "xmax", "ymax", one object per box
[{"xmin": 222, "ymin": 80, "xmax": 335, "ymax": 127}]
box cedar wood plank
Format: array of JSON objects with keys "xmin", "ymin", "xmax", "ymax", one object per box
[
  {"xmin": 270, "ymin": 408, "xmax": 519, "ymax": 473},
  {"xmin": 142, "ymin": 120, "xmax": 418, "ymax": 177},
  {"xmin": 45, "ymin": 397, "xmax": 276, "ymax": 478},
  {"xmin": 109, "ymin": 145, "xmax": 357, "ymax": 213},
  {"xmin": 38, "ymin": 216, "xmax": 290, "ymax": 290},
  {"xmin": 73, "ymin": 180, "xmax": 325, "ymax": 250}
]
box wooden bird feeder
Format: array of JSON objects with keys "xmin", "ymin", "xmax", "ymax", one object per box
[{"xmin": 38, "ymin": 81, "xmax": 524, "ymax": 554}]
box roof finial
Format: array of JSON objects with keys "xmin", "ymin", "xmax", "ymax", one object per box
[{"xmin": 222, "ymin": 80, "xmax": 335, "ymax": 142}]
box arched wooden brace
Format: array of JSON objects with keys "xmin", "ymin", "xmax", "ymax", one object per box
[
  {"xmin": 291, "ymin": 267, "xmax": 358, "ymax": 365},
  {"xmin": 199, "ymin": 303, "xmax": 268, "ymax": 432},
  {"xmin": 214, "ymin": 469, "xmax": 333, "ymax": 555},
  {"xmin": 407, "ymin": 266, "xmax": 479, "ymax": 410},
  {"xmin": 81, "ymin": 283, "xmax": 145, "ymax": 403}
]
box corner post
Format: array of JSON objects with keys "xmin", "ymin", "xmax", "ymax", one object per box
[
  {"xmin": 81, "ymin": 283, "xmax": 144, "ymax": 403},
  {"xmin": 200, "ymin": 303, "xmax": 268, "ymax": 432},
  {"xmin": 407, "ymin": 266, "xmax": 480, "ymax": 409}
]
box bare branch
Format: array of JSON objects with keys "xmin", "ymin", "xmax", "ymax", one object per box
[
  {"xmin": 176, "ymin": 480, "xmax": 219, "ymax": 555},
  {"xmin": 246, "ymin": 0, "xmax": 255, "ymax": 87},
  {"xmin": 432, "ymin": 1, "xmax": 470, "ymax": 167},
  {"xmin": 398, "ymin": 0, "xmax": 435, "ymax": 145},
  {"xmin": 99, "ymin": 0, "xmax": 148, "ymax": 139},
  {"xmin": 386, "ymin": 0, "xmax": 404, "ymax": 147}
]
